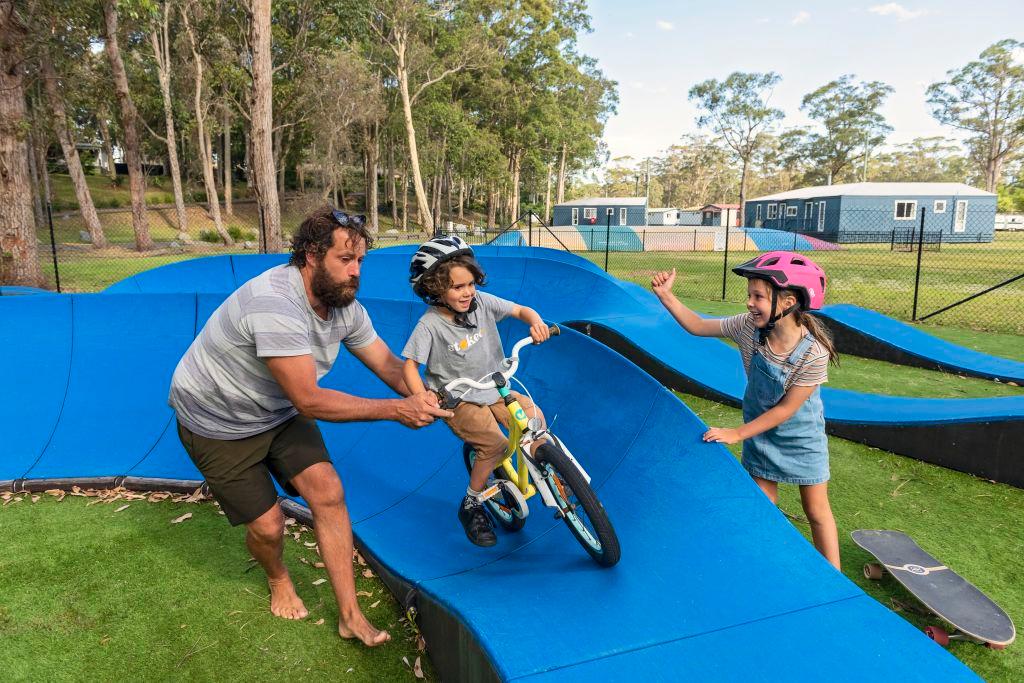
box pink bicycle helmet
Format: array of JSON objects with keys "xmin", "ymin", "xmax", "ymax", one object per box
[{"xmin": 732, "ymin": 251, "xmax": 827, "ymax": 310}]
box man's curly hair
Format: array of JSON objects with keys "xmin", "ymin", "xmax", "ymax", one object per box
[
  {"xmin": 418, "ymin": 254, "xmax": 487, "ymax": 303},
  {"xmin": 288, "ymin": 206, "xmax": 374, "ymax": 267}
]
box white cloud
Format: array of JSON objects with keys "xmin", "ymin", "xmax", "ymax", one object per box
[
  {"xmin": 630, "ymin": 81, "xmax": 646, "ymax": 90},
  {"xmin": 656, "ymin": 20, "xmax": 674, "ymax": 31},
  {"xmin": 791, "ymin": 11, "xmax": 810, "ymax": 25},
  {"xmin": 868, "ymin": 3, "xmax": 928, "ymax": 21},
  {"xmin": 756, "ymin": 17, "xmax": 771, "ymax": 24},
  {"xmin": 625, "ymin": 31, "xmax": 635, "ymax": 39}
]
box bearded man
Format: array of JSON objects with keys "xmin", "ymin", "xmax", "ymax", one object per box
[{"xmin": 168, "ymin": 206, "xmax": 450, "ymax": 647}]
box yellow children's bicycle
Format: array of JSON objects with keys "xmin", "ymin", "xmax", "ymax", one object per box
[{"xmin": 438, "ymin": 325, "xmax": 621, "ymax": 568}]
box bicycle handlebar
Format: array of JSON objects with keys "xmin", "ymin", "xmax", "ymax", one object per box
[{"xmin": 443, "ymin": 324, "xmax": 560, "ymax": 394}]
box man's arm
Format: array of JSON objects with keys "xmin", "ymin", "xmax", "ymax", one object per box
[
  {"xmin": 349, "ymin": 337, "xmax": 411, "ymax": 396},
  {"xmin": 265, "ymin": 354, "xmax": 449, "ymax": 427}
]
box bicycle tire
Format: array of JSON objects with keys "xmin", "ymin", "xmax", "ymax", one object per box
[
  {"xmin": 462, "ymin": 443, "xmax": 527, "ymax": 532},
  {"xmin": 535, "ymin": 442, "xmax": 620, "ymax": 567}
]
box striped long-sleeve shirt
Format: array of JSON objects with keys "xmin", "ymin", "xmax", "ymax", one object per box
[{"xmin": 720, "ymin": 312, "xmax": 829, "ymax": 390}]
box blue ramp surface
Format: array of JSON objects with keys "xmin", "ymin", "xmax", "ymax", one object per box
[
  {"xmin": 819, "ymin": 303, "xmax": 1024, "ymax": 384},
  {"xmin": 0, "ymin": 292, "xmax": 976, "ymax": 681},
  {"xmin": 104, "ymin": 249, "xmax": 1024, "ymax": 487}
]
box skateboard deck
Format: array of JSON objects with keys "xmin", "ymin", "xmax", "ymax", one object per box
[{"xmin": 852, "ymin": 529, "xmax": 1015, "ymax": 647}]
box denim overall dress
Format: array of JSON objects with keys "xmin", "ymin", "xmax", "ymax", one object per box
[{"xmin": 741, "ymin": 334, "xmax": 830, "ymax": 485}]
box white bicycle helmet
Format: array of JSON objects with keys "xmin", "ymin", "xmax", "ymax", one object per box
[{"xmin": 409, "ymin": 235, "xmax": 474, "ymax": 301}]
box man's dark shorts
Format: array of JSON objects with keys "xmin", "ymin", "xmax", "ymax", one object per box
[{"xmin": 176, "ymin": 416, "xmax": 331, "ymax": 526}]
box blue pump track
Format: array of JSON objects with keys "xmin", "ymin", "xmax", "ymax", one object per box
[
  {"xmin": 1, "ymin": 253, "xmax": 986, "ymax": 680},
  {"xmin": 113, "ymin": 247, "xmax": 1024, "ymax": 488}
]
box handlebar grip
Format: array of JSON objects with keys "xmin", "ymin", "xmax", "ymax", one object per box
[{"xmin": 548, "ymin": 324, "xmax": 561, "ymax": 336}]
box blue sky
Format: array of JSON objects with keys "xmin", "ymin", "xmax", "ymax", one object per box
[{"xmin": 577, "ymin": 1, "xmax": 1024, "ymax": 161}]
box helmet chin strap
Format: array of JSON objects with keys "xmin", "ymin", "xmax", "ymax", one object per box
[
  {"xmin": 447, "ymin": 296, "xmax": 478, "ymax": 329},
  {"xmin": 758, "ymin": 288, "xmax": 797, "ymax": 345}
]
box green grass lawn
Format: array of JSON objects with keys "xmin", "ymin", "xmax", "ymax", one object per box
[
  {"xmin": 0, "ymin": 491, "xmax": 432, "ymax": 681},
  {"xmin": 680, "ymin": 393, "xmax": 1023, "ymax": 682}
]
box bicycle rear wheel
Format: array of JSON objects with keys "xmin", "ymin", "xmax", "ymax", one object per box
[
  {"xmin": 463, "ymin": 443, "xmax": 527, "ymax": 532},
  {"xmin": 535, "ymin": 442, "xmax": 620, "ymax": 567}
]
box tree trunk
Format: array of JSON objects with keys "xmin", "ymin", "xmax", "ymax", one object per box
[
  {"xmin": 40, "ymin": 55, "xmax": 106, "ymax": 248},
  {"xmin": 182, "ymin": 11, "xmax": 231, "ymax": 245},
  {"xmin": 148, "ymin": 16, "xmax": 188, "ymax": 234},
  {"xmin": 103, "ymin": 0, "xmax": 152, "ymax": 251},
  {"xmin": 556, "ymin": 141, "xmax": 567, "ymax": 204},
  {"xmin": 738, "ymin": 159, "xmax": 748, "ymax": 228},
  {"xmin": 222, "ymin": 102, "xmax": 233, "ymax": 215},
  {"xmin": 0, "ymin": 3, "xmax": 42, "ymax": 285},
  {"xmin": 458, "ymin": 177, "xmax": 465, "ymax": 221},
  {"xmin": 26, "ymin": 130, "xmax": 44, "ymax": 228},
  {"xmin": 508, "ymin": 150, "xmax": 522, "ymax": 223},
  {"xmin": 389, "ymin": 144, "xmax": 398, "ymax": 229},
  {"xmin": 486, "ymin": 182, "xmax": 496, "ymax": 228},
  {"xmin": 395, "ymin": 34, "xmax": 433, "ymax": 232},
  {"xmin": 247, "ymin": 0, "xmax": 282, "ymax": 252},
  {"xmin": 36, "ymin": 134, "xmax": 51, "ymax": 203},
  {"xmin": 401, "ymin": 172, "xmax": 408, "ymax": 230},
  {"xmin": 97, "ymin": 113, "xmax": 117, "ymax": 181},
  {"xmin": 364, "ymin": 121, "xmax": 379, "ymax": 235},
  {"xmin": 544, "ymin": 161, "xmax": 552, "ymax": 224}
]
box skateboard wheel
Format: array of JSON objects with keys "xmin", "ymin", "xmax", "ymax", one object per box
[
  {"xmin": 863, "ymin": 563, "xmax": 884, "ymax": 580},
  {"xmin": 925, "ymin": 626, "xmax": 949, "ymax": 647},
  {"xmin": 985, "ymin": 642, "xmax": 1007, "ymax": 650}
]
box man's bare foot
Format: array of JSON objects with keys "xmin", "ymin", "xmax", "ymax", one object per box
[
  {"xmin": 338, "ymin": 615, "xmax": 391, "ymax": 647},
  {"xmin": 267, "ymin": 575, "xmax": 308, "ymax": 620}
]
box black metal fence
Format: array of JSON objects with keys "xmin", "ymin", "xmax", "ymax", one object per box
[{"xmin": 7, "ymin": 202, "xmax": 1022, "ymax": 335}]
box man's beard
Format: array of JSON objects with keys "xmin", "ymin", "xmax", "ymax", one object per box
[{"xmin": 312, "ymin": 263, "xmax": 359, "ymax": 309}]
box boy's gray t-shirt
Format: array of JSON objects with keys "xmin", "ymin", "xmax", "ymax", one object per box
[{"xmin": 402, "ymin": 291, "xmax": 515, "ymax": 405}]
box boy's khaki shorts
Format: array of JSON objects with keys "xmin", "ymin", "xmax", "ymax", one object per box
[
  {"xmin": 446, "ymin": 391, "xmax": 545, "ymax": 465},
  {"xmin": 176, "ymin": 416, "xmax": 331, "ymax": 526}
]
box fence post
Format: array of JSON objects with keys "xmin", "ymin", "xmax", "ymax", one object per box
[
  {"xmin": 528, "ymin": 212, "xmax": 533, "ymax": 247},
  {"xmin": 693, "ymin": 229, "xmax": 697, "ymax": 251},
  {"xmin": 721, "ymin": 220, "xmax": 731, "ymax": 300},
  {"xmin": 911, "ymin": 207, "xmax": 926, "ymax": 321},
  {"xmin": 890, "ymin": 228, "xmax": 895, "ymax": 251},
  {"xmin": 642, "ymin": 228, "xmax": 646, "ymax": 251},
  {"xmin": 603, "ymin": 212, "xmax": 611, "ymax": 272},
  {"xmin": 46, "ymin": 201, "xmax": 61, "ymax": 293},
  {"xmin": 792, "ymin": 231, "xmax": 797, "ymax": 250}
]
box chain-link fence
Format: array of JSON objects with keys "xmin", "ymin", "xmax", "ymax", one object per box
[
  {"xmin": 8, "ymin": 200, "xmax": 1022, "ymax": 335},
  {"xmin": 480, "ymin": 207, "xmax": 1024, "ymax": 335}
]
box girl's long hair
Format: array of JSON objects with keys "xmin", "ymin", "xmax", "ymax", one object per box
[{"xmin": 792, "ymin": 306, "xmax": 840, "ymax": 367}]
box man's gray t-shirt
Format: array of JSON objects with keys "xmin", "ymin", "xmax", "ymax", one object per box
[
  {"xmin": 402, "ymin": 291, "xmax": 515, "ymax": 405},
  {"xmin": 168, "ymin": 264, "xmax": 377, "ymax": 439}
]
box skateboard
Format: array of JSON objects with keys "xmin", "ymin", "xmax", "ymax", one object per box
[{"xmin": 852, "ymin": 529, "xmax": 1015, "ymax": 649}]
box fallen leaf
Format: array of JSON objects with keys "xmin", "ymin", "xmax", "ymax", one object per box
[
  {"xmin": 31, "ymin": 495, "xmax": 40, "ymax": 503},
  {"xmin": 361, "ymin": 569, "xmax": 374, "ymax": 578},
  {"xmin": 416, "ymin": 635, "xmax": 427, "ymax": 652},
  {"xmin": 149, "ymin": 492, "xmax": 169, "ymax": 502},
  {"xmin": 312, "ymin": 578, "xmax": 326, "ymax": 586},
  {"xmin": 299, "ymin": 557, "xmax": 309, "ymax": 565},
  {"xmin": 356, "ymin": 591, "xmax": 373, "ymax": 597},
  {"xmin": 313, "ymin": 562, "xmax": 325, "ymax": 569},
  {"xmin": 285, "ymin": 518, "xmax": 296, "ymax": 526},
  {"xmin": 171, "ymin": 512, "xmax": 193, "ymax": 524},
  {"xmin": 304, "ymin": 541, "xmax": 318, "ymax": 548},
  {"xmin": 314, "ymin": 618, "xmax": 325, "ymax": 626},
  {"xmin": 402, "ymin": 656, "xmax": 411, "ymax": 668},
  {"xmin": 413, "ymin": 656, "xmax": 424, "ymax": 679},
  {"xmin": 370, "ymin": 600, "xmax": 380, "ymax": 609},
  {"xmin": 346, "ymin": 668, "xmax": 354, "ymax": 673},
  {"xmin": 115, "ymin": 504, "xmax": 130, "ymax": 513}
]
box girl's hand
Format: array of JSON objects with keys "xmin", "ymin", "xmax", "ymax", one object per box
[
  {"xmin": 651, "ymin": 269, "xmax": 676, "ymax": 297},
  {"xmin": 529, "ymin": 322, "xmax": 551, "ymax": 344},
  {"xmin": 703, "ymin": 427, "xmax": 742, "ymax": 444}
]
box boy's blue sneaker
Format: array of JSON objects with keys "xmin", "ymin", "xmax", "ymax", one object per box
[{"xmin": 459, "ymin": 495, "xmax": 497, "ymax": 547}]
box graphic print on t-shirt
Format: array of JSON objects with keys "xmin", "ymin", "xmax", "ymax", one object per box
[{"xmin": 448, "ymin": 329, "xmax": 485, "ymax": 353}]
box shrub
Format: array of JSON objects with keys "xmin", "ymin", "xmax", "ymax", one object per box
[
  {"xmin": 198, "ymin": 230, "xmax": 221, "ymax": 243},
  {"xmin": 227, "ymin": 225, "xmax": 258, "ymax": 241}
]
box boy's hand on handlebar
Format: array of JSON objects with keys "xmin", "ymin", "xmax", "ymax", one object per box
[
  {"xmin": 397, "ymin": 391, "xmax": 453, "ymax": 428},
  {"xmin": 651, "ymin": 269, "xmax": 676, "ymax": 297},
  {"xmin": 702, "ymin": 427, "xmax": 741, "ymax": 445},
  {"xmin": 529, "ymin": 322, "xmax": 551, "ymax": 344}
]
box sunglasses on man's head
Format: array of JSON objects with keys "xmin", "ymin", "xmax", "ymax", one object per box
[{"xmin": 332, "ymin": 209, "xmax": 367, "ymax": 229}]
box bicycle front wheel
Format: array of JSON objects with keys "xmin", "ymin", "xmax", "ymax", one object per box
[{"xmin": 535, "ymin": 442, "xmax": 620, "ymax": 567}]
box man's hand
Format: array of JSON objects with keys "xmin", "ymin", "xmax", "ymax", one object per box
[
  {"xmin": 396, "ymin": 391, "xmax": 452, "ymax": 428},
  {"xmin": 651, "ymin": 269, "xmax": 677, "ymax": 298},
  {"xmin": 529, "ymin": 322, "xmax": 551, "ymax": 344},
  {"xmin": 703, "ymin": 427, "xmax": 742, "ymax": 445}
]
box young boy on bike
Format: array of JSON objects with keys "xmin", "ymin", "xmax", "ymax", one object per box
[{"xmin": 402, "ymin": 236, "xmax": 550, "ymax": 547}]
